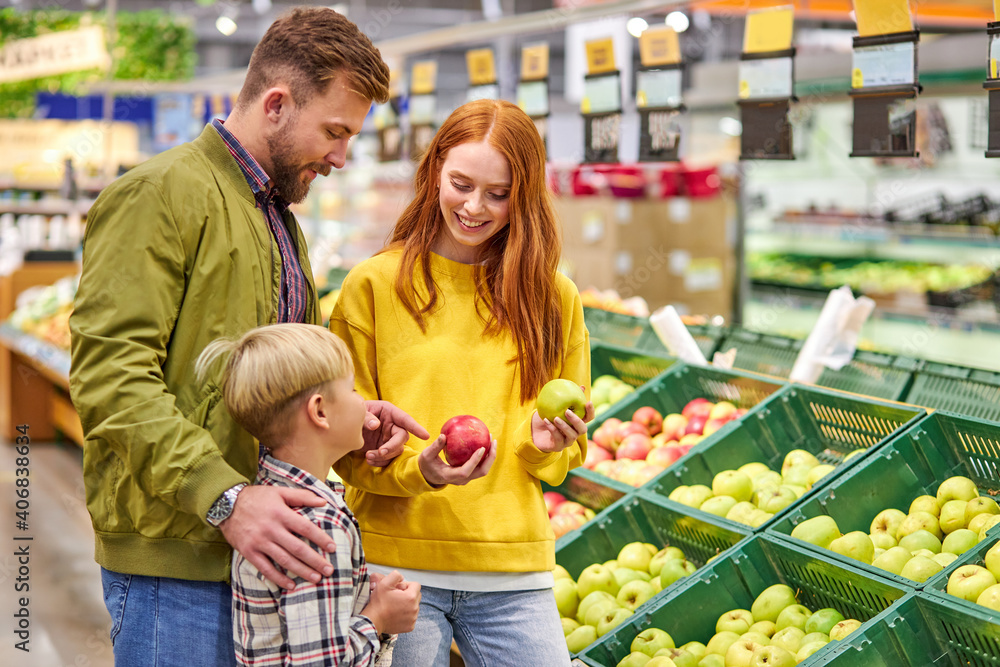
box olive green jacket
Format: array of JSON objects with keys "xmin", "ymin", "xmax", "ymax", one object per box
[{"xmin": 69, "ymin": 125, "xmax": 319, "ymax": 582}]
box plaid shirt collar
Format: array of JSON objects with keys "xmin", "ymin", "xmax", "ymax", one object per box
[
  {"xmin": 258, "ymin": 450, "xmax": 345, "ymax": 504},
  {"xmin": 211, "ymin": 118, "xmax": 288, "ymax": 211}
]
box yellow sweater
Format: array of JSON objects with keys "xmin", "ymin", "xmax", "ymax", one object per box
[{"xmin": 329, "ymin": 249, "xmax": 590, "ymax": 573}]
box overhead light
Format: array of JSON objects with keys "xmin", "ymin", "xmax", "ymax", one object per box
[
  {"xmin": 251, "ymin": 0, "xmax": 272, "ymax": 14},
  {"xmin": 719, "ymin": 117, "xmax": 742, "ymax": 137},
  {"xmin": 665, "ymin": 11, "xmax": 690, "ymax": 33},
  {"xmin": 216, "ymin": 15, "xmax": 238, "ymax": 36},
  {"xmin": 626, "ymin": 17, "xmax": 649, "ymax": 38}
]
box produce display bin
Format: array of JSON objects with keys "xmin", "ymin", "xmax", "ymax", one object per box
[
  {"xmin": 904, "ymin": 360, "xmax": 1000, "ymax": 421},
  {"xmin": 922, "ymin": 528, "xmax": 1000, "ymax": 621},
  {"xmin": 590, "ymin": 341, "xmax": 675, "ymax": 390},
  {"xmin": 583, "ymin": 306, "xmax": 724, "ymax": 360},
  {"xmin": 647, "ymin": 385, "xmax": 925, "ymax": 533},
  {"xmin": 543, "ymin": 469, "xmax": 631, "ymax": 547},
  {"xmin": 814, "ymin": 593, "xmax": 1000, "ymax": 666},
  {"xmin": 556, "ymin": 491, "xmax": 750, "ymax": 656},
  {"xmin": 578, "ymin": 533, "xmax": 910, "ymax": 667},
  {"xmin": 718, "ymin": 329, "xmax": 919, "ymax": 401},
  {"xmin": 637, "ymin": 322, "xmax": 725, "ymax": 360},
  {"xmin": 767, "ymin": 410, "xmax": 1000, "ymax": 590}
]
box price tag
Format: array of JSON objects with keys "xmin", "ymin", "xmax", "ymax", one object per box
[
  {"xmin": 585, "ymin": 37, "xmax": 616, "ymax": 75},
  {"xmin": 852, "ymin": 0, "xmax": 913, "ymax": 37},
  {"xmin": 411, "ymin": 61, "xmax": 437, "ymax": 95},
  {"xmin": 521, "ymin": 43, "xmax": 549, "ymax": 80},
  {"xmin": 743, "ymin": 6, "xmax": 794, "ymax": 54},
  {"xmin": 738, "ymin": 57, "xmax": 793, "ymax": 99},
  {"xmin": 466, "ymin": 48, "xmax": 496, "ymax": 86},
  {"xmin": 852, "ymin": 42, "xmax": 915, "ymax": 87},
  {"xmin": 639, "ymin": 26, "xmax": 680, "ymax": 67}
]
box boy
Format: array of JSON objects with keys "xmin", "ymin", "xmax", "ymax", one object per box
[{"xmin": 196, "ymin": 323, "xmax": 421, "ymax": 665}]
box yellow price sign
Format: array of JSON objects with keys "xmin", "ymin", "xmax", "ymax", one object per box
[
  {"xmin": 466, "ymin": 48, "xmax": 496, "ymax": 86},
  {"xmin": 852, "ymin": 0, "xmax": 913, "ymax": 37},
  {"xmin": 639, "ymin": 26, "xmax": 681, "ymax": 67},
  {"xmin": 411, "ymin": 60, "xmax": 437, "ymax": 95},
  {"xmin": 585, "ymin": 37, "xmax": 616, "ymax": 75},
  {"xmin": 581, "ymin": 97, "xmax": 592, "ymax": 114},
  {"xmin": 636, "ymin": 90, "xmax": 647, "ymax": 108},
  {"xmin": 738, "ymin": 80, "xmax": 751, "ymax": 99},
  {"xmin": 992, "ymin": 59, "xmax": 999, "ymax": 80},
  {"xmin": 852, "ymin": 67, "xmax": 864, "ymax": 89},
  {"xmin": 521, "ymin": 44, "xmax": 549, "ymax": 80},
  {"xmin": 743, "ymin": 6, "xmax": 794, "ymax": 54}
]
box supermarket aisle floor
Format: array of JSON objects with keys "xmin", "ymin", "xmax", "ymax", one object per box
[{"xmin": 0, "ymin": 440, "xmax": 114, "ymax": 667}]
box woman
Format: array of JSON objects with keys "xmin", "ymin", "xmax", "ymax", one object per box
[{"xmin": 330, "ymin": 98, "xmax": 593, "ymax": 666}]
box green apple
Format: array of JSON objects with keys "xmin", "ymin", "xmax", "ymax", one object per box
[
  {"xmin": 806, "ymin": 464, "xmax": 836, "ymax": 489},
  {"xmin": 700, "ymin": 495, "xmax": 738, "ymax": 519},
  {"xmin": 651, "ymin": 577, "xmax": 663, "ymax": 594},
  {"xmin": 783, "ymin": 484, "xmax": 807, "ymax": 499},
  {"xmin": 873, "ymin": 547, "xmax": 886, "ymax": 560},
  {"xmin": 584, "ymin": 598, "xmax": 622, "ymax": 628},
  {"xmin": 897, "ymin": 512, "xmax": 942, "ymax": 541},
  {"xmin": 644, "ymin": 543, "xmax": 659, "ymax": 555},
  {"xmin": 649, "ymin": 547, "xmax": 687, "ymax": 577},
  {"xmin": 681, "ymin": 485, "xmax": 715, "ymax": 509},
  {"xmin": 577, "ymin": 590, "xmax": 617, "ymax": 624},
  {"xmin": 749, "ymin": 645, "xmax": 796, "ymax": 667},
  {"xmin": 791, "ymin": 515, "xmax": 841, "ymax": 549},
  {"xmin": 900, "ymin": 555, "xmax": 943, "ymax": 583},
  {"xmin": 615, "ymin": 651, "xmax": 652, "ymax": 667},
  {"xmin": 979, "ymin": 515, "xmax": 1000, "ymax": 541},
  {"xmin": 805, "ymin": 608, "xmax": 845, "ymax": 635},
  {"xmin": 659, "ymin": 559, "xmax": 696, "ymax": 588},
  {"xmin": 562, "ymin": 617, "xmax": 580, "ymax": 636},
  {"xmin": 774, "ymin": 604, "xmax": 812, "ymax": 631},
  {"xmin": 752, "ymin": 584, "xmax": 798, "ymax": 623},
  {"xmin": 947, "ymin": 564, "xmax": 998, "ymax": 602},
  {"xmin": 781, "ymin": 464, "xmax": 813, "ymax": 488},
  {"xmin": 828, "ymin": 618, "xmax": 862, "ymax": 641},
  {"xmin": 871, "ymin": 531, "xmax": 897, "ymax": 550},
  {"xmin": 976, "ymin": 583, "xmax": 1000, "ymax": 612},
  {"xmin": 578, "ymin": 563, "xmax": 621, "ymax": 599},
  {"xmin": 756, "ymin": 487, "xmax": 797, "ymax": 514},
  {"xmin": 933, "ymin": 552, "xmax": 959, "ymax": 568},
  {"xmin": 726, "ymin": 501, "xmax": 759, "ymax": 525},
  {"xmin": 631, "ymin": 628, "xmax": 675, "ymax": 656},
  {"xmin": 752, "ymin": 471, "xmax": 783, "ymax": 491},
  {"xmin": 937, "ymin": 476, "xmax": 980, "ymax": 506},
  {"xmin": 770, "ymin": 627, "xmax": 804, "ymax": 654},
  {"xmin": 939, "ymin": 499, "xmax": 968, "ymax": 534},
  {"xmin": 782, "ymin": 449, "xmax": 819, "ymax": 474},
  {"xmin": 740, "ymin": 631, "xmax": 771, "ymax": 647},
  {"xmin": 681, "ymin": 641, "xmax": 707, "ymax": 661},
  {"xmin": 553, "ymin": 564, "xmax": 572, "ymax": 580},
  {"xmin": 705, "ymin": 630, "xmax": 741, "ymax": 656},
  {"xmin": 969, "ymin": 513, "xmax": 997, "ymax": 536},
  {"xmin": 942, "ymin": 529, "xmax": 979, "ymax": 556},
  {"xmin": 644, "ymin": 657, "xmax": 676, "ymax": 667},
  {"xmin": 712, "ymin": 470, "xmax": 754, "ymax": 503},
  {"xmin": 565, "ymin": 623, "xmax": 598, "ymax": 653},
  {"xmin": 898, "ymin": 529, "xmax": 942, "ymax": 554},
  {"xmin": 597, "ymin": 607, "xmax": 633, "ymax": 637},
  {"xmin": 619, "ymin": 542, "xmax": 655, "ymax": 572},
  {"xmin": 749, "ymin": 621, "xmax": 776, "ymax": 638},
  {"xmin": 536, "ymin": 378, "xmax": 587, "ymax": 422},
  {"xmin": 716, "ymin": 609, "xmax": 754, "ymax": 635},
  {"xmin": 829, "ymin": 531, "xmax": 875, "ymax": 563},
  {"xmin": 911, "ymin": 549, "xmax": 936, "ymax": 559},
  {"xmin": 604, "ymin": 559, "xmax": 621, "ymax": 571},
  {"xmin": 725, "ymin": 638, "xmax": 765, "ymax": 667},
  {"xmin": 872, "ymin": 546, "xmax": 913, "ymax": 575},
  {"xmin": 795, "ymin": 640, "xmax": 828, "ymax": 662},
  {"xmin": 843, "ymin": 449, "xmax": 864, "ymax": 463},
  {"xmin": 800, "ymin": 632, "xmax": 829, "ymax": 647},
  {"xmin": 747, "ymin": 510, "xmax": 775, "ymax": 529},
  {"xmin": 697, "ymin": 655, "xmax": 724, "ymax": 667},
  {"xmin": 553, "ymin": 578, "xmax": 579, "ymax": 618},
  {"xmin": 617, "ymin": 579, "xmax": 658, "ymax": 611},
  {"xmin": 669, "ymin": 486, "xmax": 690, "ymax": 503},
  {"xmin": 653, "ymin": 648, "xmax": 698, "ymax": 667},
  {"xmin": 909, "ymin": 495, "xmax": 941, "ymax": 517},
  {"xmin": 739, "ymin": 462, "xmax": 772, "ymax": 479},
  {"xmin": 870, "ymin": 508, "xmax": 907, "ymax": 538},
  {"xmin": 615, "ymin": 568, "xmax": 651, "ymax": 588},
  {"xmin": 984, "ymin": 540, "xmax": 1000, "ymax": 580},
  {"xmin": 966, "ymin": 497, "xmax": 1000, "ymax": 527}
]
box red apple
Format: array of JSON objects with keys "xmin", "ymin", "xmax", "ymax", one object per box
[
  {"xmin": 684, "ymin": 415, "xmax": 708, "ymax": 436},
  {"xmin": 682, "ymin": 398, "xmax": 714, "ymax": 420},
  {"xmin": 593, "ymin": 460, "xmax": 618, "ymax": 477},
  {"xmin": 702, "ymin": 418, "xmax": 728, "ymax": 437},
  {"xmin": 550, "ymin": 512, "xmax": 585, "ymax": 538},
  {"xmin": 646, "ymin": 445, "xmax": 684, "ymax": 469},
  {"xmin": 593, "ymin": 418, "xmax": 622, "ymax": 451},
  {"xmin": 617, "ymin": 421, "xmax": 649, "ymax": 443},
  {"xmin": 650, "ymin": 433, "xmax": 669, "ymax": 448},
  {"xmin": 708, "ymin": 401, "xmax": 738, "ymax": 421},
  {"xmin": 543, "ymin": 492, "xmax": 566, "ymax": 516},
  {"xmin": 677, "ymin": 444, "xmax": 694, "ymax": 455},
  {"xmin": 441, "ymin": 415, "xmax": 491, "ymax": 466},
  {"xmin": 661, "ymin": 413, "xmax": 688, "ymax": 441},
  {"xmin": 633, "ymin": 464, "xmax": 664, "ymax": 487},
  {"xmin": 632, "ymin": 406, "xmax": 663, "ymax": 436},
  {"xmin": 584, "ymin": 443, "xmax": 614, "ymax": 469},
  {"xmin": 554, "ymin": 501, "xmax": 589, "ymax": 516},
  {"xmin": 616, "ymin": 433, "xmax": 653, "ymax": 460}
]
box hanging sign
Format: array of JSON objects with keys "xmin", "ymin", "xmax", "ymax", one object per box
[{"xmin": 0, "ymin": 26, "xmax": 110, "ymax": 84}]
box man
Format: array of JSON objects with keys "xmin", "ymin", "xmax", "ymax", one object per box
[{"xmin": 69, "ymin": 8, "xmax": 426, "ymax": 665}]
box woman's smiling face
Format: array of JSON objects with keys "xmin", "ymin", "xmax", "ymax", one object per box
[{"xmin": 432, "ymin": 140, "xmax": 512, "ymax": 264}]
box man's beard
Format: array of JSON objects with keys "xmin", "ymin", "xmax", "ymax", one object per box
[{"xmin": 266, "ymin": 121, "xmax": 329, "ymax": 204}]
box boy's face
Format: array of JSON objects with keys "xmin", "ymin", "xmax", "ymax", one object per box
[{"xmin": 327, "ymin": 375, "xmax": 366, "ymax": 452}]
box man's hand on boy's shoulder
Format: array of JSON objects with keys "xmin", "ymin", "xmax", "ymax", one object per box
[
  {"xmin": 219, "ymin": 485, "xmax": 336, "ymax": 590},
  {"xmin": 360, "ymin": 400, "xmax": 430, "ymax": 467}
]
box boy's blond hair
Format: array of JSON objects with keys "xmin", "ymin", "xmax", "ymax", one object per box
[{"xmin": 195, "ymin": 323, "xmax": 354, "ymax": 446}]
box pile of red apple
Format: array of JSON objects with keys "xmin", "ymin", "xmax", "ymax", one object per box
[
  {"xmin": 585, "ymin": 398, "xmax": 747, "ymax": 488},
  {"xmin": 545, "ymin": 492, "xmax": 598, "ymax": 539}
]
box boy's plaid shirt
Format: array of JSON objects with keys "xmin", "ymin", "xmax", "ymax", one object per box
[{"xmin": 232, "ymin": 452, "xmax": 389, "ymax": 665}]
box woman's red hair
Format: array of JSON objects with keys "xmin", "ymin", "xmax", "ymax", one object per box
[{"xmin": 382, "ymin": 99, "xmax": 562, "ymax": 403}]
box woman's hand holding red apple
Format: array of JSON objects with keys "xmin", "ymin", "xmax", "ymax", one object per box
[
  {"xmin": 531, "ymin": 401, "xmax": 595, "ymax": 453},
  {"xmin": 418, "ymin": 435, "xmax": 497, "ymax": 487}
]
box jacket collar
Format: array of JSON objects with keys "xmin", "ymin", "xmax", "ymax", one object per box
[
  {"xmin": 258, "ymin": 451, "xmax": 345, "ymax": 506},
  {"xmin": 192, "ymin": 124, "xmax": 258, "ymax": 208}
]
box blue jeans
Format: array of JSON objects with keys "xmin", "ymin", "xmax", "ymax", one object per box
[
  {"xmin": 101, "ymin": 567, "xmax": 238, "ymax": 667},
  {"xmin": 392, "ymin": 586, "xmax": 571, "ymax": 667}
]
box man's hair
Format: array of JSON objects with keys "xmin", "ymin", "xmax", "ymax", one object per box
[
  {"xmin": 238, "ymin": 6, "xmax": 390, "ymax": 111},
  {"xmin": 195, "ymin": 323, "xmax": 355, "ymax": 446}
]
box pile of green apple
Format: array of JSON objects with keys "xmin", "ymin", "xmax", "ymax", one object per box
[
  {"xmin": 556, "ymin": 541, "xmax": 704, "ymax": 654},
  {"xmin": 668, "ymin": 449, "xmax": 847, "ymax": 529},
  {"xmin": 945, "ymin": 538, "xmax": 1000, "ymax": 612},
  {"xmin": 592, "ymin": 374, "xmax": 637, "ymax": 416},
  {"xmin": 611, "ymin": 583, "xmax": 863, "ymax": 666},
  {"xmin": 789, "ymin": 475, "xmax": 1000, "ymax": 583}
]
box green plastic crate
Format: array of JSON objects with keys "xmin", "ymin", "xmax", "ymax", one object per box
[
  {"xmin": 583, "ymin": 306, "xmax": 724, "ymax": 359},
  {"xmin": 556, "ymin": 491, "xmax": 750, "ymax": 656},
  {"xmin": 590, "ymin": 341, "xmax": 675, "ymax": 390},
  {"xmin": 647, "ymin": 385, "xmax": 925, "ymax": 534},
  {"xmin": 814, "ymin": 593, "xmax": 1000, "ymax": 666},
  {"xmin": 816, "ymin": 350, "xmax": 921, "ymax": 402},
  {"xmin": 767, "ymin": 411, "xmax": 1000, "ymax": 591},
  {"xmin": 578, "ymin": 534, "xmax": 909, "ymax": 667},
  {"xmin": 905, "ymin": 361, "xmax": 1000, "ymax": 421},
  {"xmin": 637, "ymin": 322, "xmax": 725, "ymax": 359},
  {"xmin": 543, "ymin": 470, "xmax": 631, "ymax": 547},
  {"xmin": 922, "ymin": 529, "xmax": 1000, "ymax": 621},
  {"xmin": 718, "ymin": 329, "xmax": 802, "ymax": 378}
]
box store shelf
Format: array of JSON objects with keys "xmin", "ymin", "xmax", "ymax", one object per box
[
  {"xmin": 0, "ymin": 199, "xmax": 94, "ymax": 217},
  {"xmin": 0, "ymin": 323, "xmax": 70, "ymax": 385},
  {"xmin": 760, "ymin": 218, "xmax": 1000, "ymax": 249}
]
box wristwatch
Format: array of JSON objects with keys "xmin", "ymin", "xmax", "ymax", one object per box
[{"xmin": 206, "ymin": 483, "xmax": 247, "ymax": 527}]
